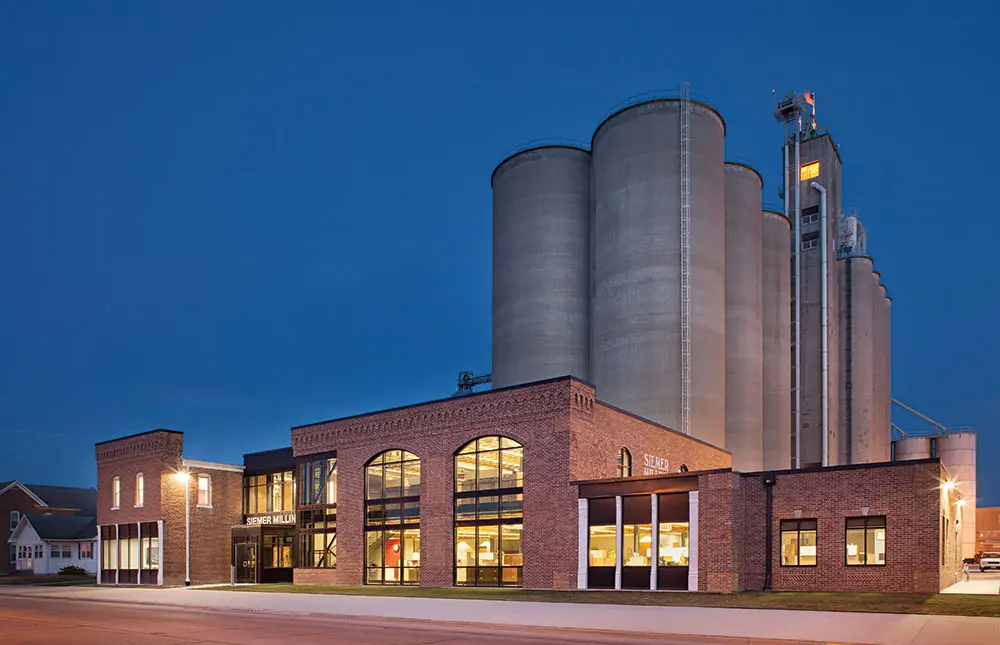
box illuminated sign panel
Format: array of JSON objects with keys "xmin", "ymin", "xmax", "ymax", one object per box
[{"xmin": 245, "ymin": 513, "xmax": 295, "ymax": 526}]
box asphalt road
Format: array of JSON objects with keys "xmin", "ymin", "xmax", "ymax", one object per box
[{"xmin": 0, "ymin": 594, "xmax": 814, "ymax": 645}]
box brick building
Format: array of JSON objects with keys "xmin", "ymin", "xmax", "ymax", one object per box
[
  {"xmin": 93, "ymin": 376, "xmax": 966, "ymax": 593},
  {"xmin": 1, "ymin": 481, "xmax": 96, "ymax": 576},
  {"xmin": 977, "ymin": 507, "xmax": 1000, "ymax": 556},
  {"xmin": 94, "ymin": 430, "xmax": 243, "ymax": 585}
]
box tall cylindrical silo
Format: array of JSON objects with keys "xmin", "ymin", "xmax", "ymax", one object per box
[
  {"xmin": 870, "ymin": 274, "xmax": 890, "ymax": 461},
  {"xmin": 591, "ymin": 98, "xmax": 727, "ymax": 447},
  {"xmin": 881, "ymin": 286, "xmax": 892, "ymax": 462},
  {"xmin": 762, "ymin": 209, "xmax": 792, "ymax": 470},
  {"xmin": 840, "ymin": 256, "xmax": 875, "ymax": 464},
  {"xmin": 492, "ymin": 146, "xmax": 591, "ymax": 388},
  {"xmin": 937, "ymin": 431, "xmax": 977, "ymax": 559},
  {"xmin": 893, "ymin": 436, "xmax": 933, "ymax": 461},
  {"xmin": 724, "ymin": 163, "xmax": 763, "ymax": 471}
]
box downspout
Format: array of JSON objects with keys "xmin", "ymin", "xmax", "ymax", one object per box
[
  {"xmin": 764, "ymin": 473, "xmax": 776, "ymax": 590},
  {"xmin": 793, "ymin": 124, "xmax": 802, "ymax": 468},
  {"xmin": 811, "ymin": 181, "xmax": 829, "ymax": 467}
]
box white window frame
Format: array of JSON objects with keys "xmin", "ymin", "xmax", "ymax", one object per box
[
  {"xmin": 80, "ymin": 542, "xmax": 94, "ymax": 559},
  {"xmin": 9, "ymin": 510, "xmax": 20, "ymax": 531},
  {"xmin": 135, "ymin": 472, "xmax": 144, "ymax": 507},
  {"xmin": 112, "ymin": 476, "xmax": 121, "ymax": 509},
  {"xmin": 197, "ymin": 474, "xmax": 212, "ymax": 508}
]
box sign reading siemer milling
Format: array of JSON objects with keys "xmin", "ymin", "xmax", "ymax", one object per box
[{"xmin": 245, "ymin": 513, "xmax": 295, "ymax": 526}]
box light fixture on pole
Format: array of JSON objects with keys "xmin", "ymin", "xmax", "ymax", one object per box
[{"xmin": 173, "ymin": 467, "xmax": 191, "ymax": 586}]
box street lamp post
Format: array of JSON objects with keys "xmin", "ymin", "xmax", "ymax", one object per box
[{"xmin": 173, "ymin": 467, "xmax": 191, "ymax": 586}]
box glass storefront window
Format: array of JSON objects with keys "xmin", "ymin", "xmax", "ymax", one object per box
[
  {"xmin": 454, "ymin": 436, "xmax": 524, "ymax": 587},
  {"xmin": 588, "ymin": 525, "xmax": 617, "ymax": 566},
  {"xmin": 365, "ymin": 450, "xmax": 420, "ymax": 585},
  {"xmin": 622, "ymin": 524, "xmax": 652, "ymax": 567},
  {"xmin": 501, "ymin": 446, "xmax": 523, "ymax": 488},
  {"xmin": 102, "ymin": 539, "xmax": 118, "ymax": 569},
  {"xmin": 658, "ymin": 522, "xmax": 689, "ymax": 567},
  {"xmin": 455, "ymin": 453, "xmax": 477, "ymax": 492},
  {"xmin": 501, "ymin": 523, "xmax": 523, "ymax": 585},
  {"xmin": 299, "ymin": 458, "xmax": 337, "ymax": 506}
]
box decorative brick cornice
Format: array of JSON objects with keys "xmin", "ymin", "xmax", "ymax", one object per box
[
  {"xmin": 292, "ymin": 383, "xmax": 570, "ymax": 457},
  {"xmin": 95, "ymin": 432, "xmax": 181, "ymax": 464}
]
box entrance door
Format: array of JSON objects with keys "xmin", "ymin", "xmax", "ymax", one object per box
[{"xmin": 235, "ymin": 543, "xmax": 257, "ymax": 584}]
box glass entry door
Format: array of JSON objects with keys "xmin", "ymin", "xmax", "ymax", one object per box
[{"xmin": 235, "ymin": 543, "xmax": 257, "ymax": 584}]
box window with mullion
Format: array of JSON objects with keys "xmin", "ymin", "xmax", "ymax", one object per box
[
  {"xmin": 454, "ymin": 436, "xmax": 524, "ymax": 587},
  {"xmin": 846, "ymin": 516, "xmax": 886, "ymax": 566},
  {"xmin": 779, "ymin": 519, "xmax": 817, "ymax": 566},
  {"xmin": 364, "ymin": 450, "xmax": 420, "ymax": 585}
]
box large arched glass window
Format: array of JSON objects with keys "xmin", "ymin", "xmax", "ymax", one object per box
[
  {"xmin": 364, "ymin": 450, "xmax": 420, "ymax": 585},
  {"xmin": 455, "ymin": 436, "xmax": 523, "ymax": 587},
  {"xmin": 617, "ymin": 448, "xmax": 632, "ymax": 477}
]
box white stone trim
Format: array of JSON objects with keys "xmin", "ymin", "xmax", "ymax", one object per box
[
  {"xmin": 688, "ymin": 490, "xmax": 699, "ymax": 591},
  {"xmin": 96, "ymin": 528, "xmax": 102, "ymax": 585},
  {"xmin": 181, "ymin": 458, "xmax": 244, "ymax": 473},
  {"xmin": 577, "ymin": 499, "xmax": 588, "ymax": 589},
  {"xmin": 157, "ymin": 519, "xmax": 164, "ymax": 586},
  {"xmin": 614, "ymin": 496, "xmax": 622, "ymax": 590}
]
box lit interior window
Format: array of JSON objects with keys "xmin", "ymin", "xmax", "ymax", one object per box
[{"xmin": 799, "ymin": 161, "xmax": 820, "ymax": 181}]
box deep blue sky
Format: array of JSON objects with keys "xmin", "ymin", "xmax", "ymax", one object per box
[{"xmin": 1, "ymin": 2, "xmax": 996, "ymax": 504}]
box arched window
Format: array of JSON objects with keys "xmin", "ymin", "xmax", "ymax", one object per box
[
  {"xmin": 455, "ymin": 436, "xmax": 523, "ymax": 587},
  {"xmin": 112, "ymin": 477, "xmax": 121, "ymax": 509},
  {"xmin": 135, "ymin": 473, "xmax": 144, "ymax": 507},
  {"xmin": 364, "ymin": 450, "xmax": 420, "ymax": 585},
  {"xmin": 617, "ymin": 448, "xmax": 632, "ymax": 478}
]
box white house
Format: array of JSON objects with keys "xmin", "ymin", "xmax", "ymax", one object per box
[{"xmin": 8, "ymin": 514, "xmax": 97, "ymax": 575}]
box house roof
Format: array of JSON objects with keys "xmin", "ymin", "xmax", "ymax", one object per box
[
  {"xmin": 22, "ymin": 484, "xmax": 97, "ymax": 514},
  {"xmin": 0, "ymin": 481, "xmax": 96, "ymax": 515},
  {"xmin": 20, "ymin": 514, "xmax": 96, "ymax": 541}
]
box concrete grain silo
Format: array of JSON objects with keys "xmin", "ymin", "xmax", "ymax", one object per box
[
  {"xmin": 879, "ymin": 285, "xmax": 892, "ymax": 460},
  {"xmin": 839, "ymin": 256, "xmax": 874, "ymax": 464},
  {"xmin": 893, "ymin": 436, "xmax": 933, "ymax": 460},
  {"xmin": 491, "ymin": 146, "xmax": 591, "ymax": 388},
  {"xmin": 870, "ymin": 276, "xmax": 890, "ymax": 461},
  {"xmin": 937, "ymin": 431, "xmax": 977, "ymax": 559},
  {"xmin": 724, "ymin": 163, "xmax": 763, "ymax": 471},
  {"xmin": 591, "ymin": 98, "xmax": 727, "ymax": 447},
  {"xmin": 761, "ymin": 209, "xmax": 792, "ymax": 470}
]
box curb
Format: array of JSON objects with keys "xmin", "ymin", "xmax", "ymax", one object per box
[{"xmin": 0, "ymin": 591, "xmax": 832, "ymax": 645}]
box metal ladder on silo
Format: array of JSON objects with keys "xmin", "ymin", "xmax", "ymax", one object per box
[{"xmin": 679, "ymin": 82, "xmax": 692, "ymax": 436}]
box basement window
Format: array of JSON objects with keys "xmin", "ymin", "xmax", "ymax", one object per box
[{"xmin": 800, "ymin": 161, "xmax": 820, "ymax": 181}]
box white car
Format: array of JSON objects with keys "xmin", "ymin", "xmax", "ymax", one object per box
[{"xmin": 980, "ymin": 552, "xmax": 1000, "ymax": 571}]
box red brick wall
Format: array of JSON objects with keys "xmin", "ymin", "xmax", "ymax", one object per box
[
  {"xmin": 291, "ymin": 377, "xmax": 731, "ymax": 590},
  {"xmin": 695, "ymin": 461, "xmax": 951, "ymax": 594},
  {"xmin": 764, "ymin": 460, "xmax": 946, "ymax": 593},
  {"xmin": 696, "ymin": 472, "xmax": 741, "ymax": 592},
  {"xmin": 95, "ymin": 431, "xmax": 184, "ymax": 527},
  {"xmin": 95, "ymin": 431, "xmax": 242, "ymax": 585},
  {"xmin": 293, "ymin": 378, "xmax": 574, "ymax": 589}
]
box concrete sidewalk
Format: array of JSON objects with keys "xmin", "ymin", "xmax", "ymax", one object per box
[
  {"xmin": 943, "ymin": 579, "xmax": 1000, "ymax": 595},
  {"xmin": 1, "ymin": 585, "xmax": 997, "ymax": 645}
]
